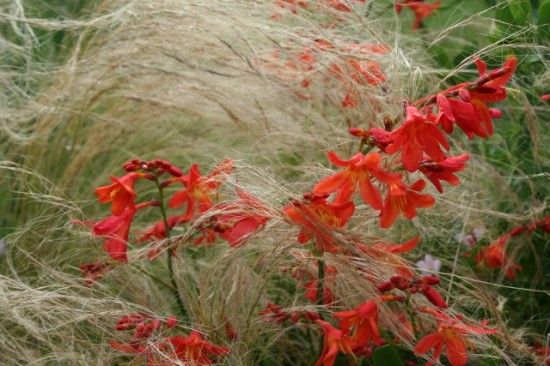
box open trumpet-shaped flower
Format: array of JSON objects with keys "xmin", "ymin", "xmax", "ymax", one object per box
[
  {"xmin": 169, "ymin": 160, "xmax": 233, "ymax": 221},
  {"xmin": 92, "ymin": 201, "xmax": 154, "ymax": 262},
  {"xmin": 333, "ymin": 299, "xmax": 384, "ymax": 351},
  {"xmin": 165, "ymin": 331, "xmax": 229, "ymax": 365},
  {"xmin": 283, "ymin": 193, "xmax": 355, "ymax": 253},
  {"xmin": 414, "ymin": 308, "xmax": 497, "ymax": 366},
  {"xmin": 395, "ymin": 0, "xmax": 441, "ymax": 30},
  {"xmin": 437, "ymin": 57, "xmax": 517, "ymax": 139},
  {"xmin": 419, "ymin": 154, "xmax": 470, "ymax": 193},
  {"xmin": 386, "ymin": 106, "xmax": 450, "ymax": 172},
  {"xmin": 216, "ymin": 189, "xmax": 272, "ymax": 247},
  {"xmin": 313, "ymin": 151, "xmax": 399, "ymax": 209},
  {"xmin": 92, "ymin": 207, "xmax": 136, "ymax": 263},
  {"xmin": 95, "ymin": 172, "xmax": 141, "ymax": 216},
  {"xmin": 379, "ymin": 179, "xmax": 435, "ymax": 228},
  {"xmin": 315, "ymin": 320, "xmax": 354, "ymax": 366},
  {"xmin": 475, "ymin": 234, "xmax": 521, "ymax": 280}
]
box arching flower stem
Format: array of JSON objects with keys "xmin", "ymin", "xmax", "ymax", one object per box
[{"xmin": 155, "ymin": 177, "xmax": 189, "ymax": 323}]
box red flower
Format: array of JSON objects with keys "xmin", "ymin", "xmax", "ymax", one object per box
[
  {"xmin": 475, "ymin": 234, "xmax": 521, "ymax": 280},
  {"xmin": 95, "ymin": 172, "xmax": 141, "ymax": 215},
  {"xmin": 395, "ymin": 0, "xmax": 441, "ymax": 30},
  {"xmin": 92, "ymin": 207, "xmax": 136, "ymax": 263},
  {"xmin": 386, "ymin": 106, "xmax": 450, "ymax": 172},
  {"xmin": 79, "ymin": 261, "xmax": 110, "ymax": 286},
  {"xmin": 419, "ymin": 154, "xmax": 470, "ymax": 193},
  {"xmin": 216, "ymin": 189, "xmax": 272, "ymax": 247},
  {"xmin": 315, "ymin": 320, "xmax": 354, "ymax": 366},
  {"xmin": 169, "ymin": 160, "xmax": 233, "ymax": 221},
  {"xmin": 325, "ymin": 0, "xmax": 365, "ymax": 12},
  {"xmin": 283, "ymin": 193, "xmax": 355, "ymax": 253},
  {"xmin": 165, "ymin": 331, "xmax": 229, "ymax": 365},
  {"xmin": 437, "ymin": 57, "xmax": 517, "ymax": 139},
  {"xmin": 414, "ymin": 309, "xmax": 497, "ymax": 366},
  {"xmin": 540, "ymin": 94, "xmax": 550, "ymax": 102},
  {"xmin": 313, "ymin": 151, "xmax": 399, "ymax": 209},
  {"xmin": 379, "ymin": 179, "xmax": 435, "ymax": 229},
  {"xmin": 333, "ymin": 299, "xmax": 384, "ymax": 351},
  {"xmin": 348, "ymin": 127, "xmax": 392, "ymax": 152},
  {"xmin": 138, "ymin": 215, "xmax": 185, "ymax": 242}
]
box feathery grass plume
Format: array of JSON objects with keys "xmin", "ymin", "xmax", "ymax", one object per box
[{"xmin": 0, "ymin": 0, "xmax": 548, "ymax": 365}]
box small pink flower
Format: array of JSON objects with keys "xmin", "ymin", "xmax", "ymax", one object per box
[{"xmin": 417, "ymin": 254, "xmax": 441, "ymax": 274}]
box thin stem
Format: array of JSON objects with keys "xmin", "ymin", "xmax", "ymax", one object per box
[
  {"xmin": 155, "ymin": 178, "xmax": 189, "ymax": 322},
  {"xmin": 316, "ymin": 256, "xmax": 326, "ymax": 319}
]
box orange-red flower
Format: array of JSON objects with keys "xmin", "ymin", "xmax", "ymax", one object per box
[
  {"xmin": 419, "ymin": 154, "xmax": 470, "ymax": 193},
  {"xmin": 165, "ymin": 331, "xmax": 229, "ymax": 365},
  {"xmin": 414, "ymin": 308, "xmax": 497, "ymax": 366},
  {"xmin": 283, "ymin": 193, "xmax": 355, "ymax": 253},
  {"xmin": 386, "ymin": 106, "xmax": 450, "ymax": 172},
  {"xmin": 79, "ymin": 261, "xmax": 110, "ymax": 286},
  {"xmin": 92, "ymin": 207, "xmax": 137, "ymax": 263},
  {"xmin": 379, "ymin": 179, "xmax": 435, "ymax": 228},
  {"xmin": 138, "ymin": 215, "xmax": 185, "ymax": 242},
  {"xmin": 313, "ymin": 151, "xmax": 399, "ymax": 209},
  {"xmin": 315, "ymin": 320, "xmax": 354, "ymax": 366},
  {"xmin": 395, "ymin": 0, "xmax": 441, "ymax": 30},
  {"xmin": 333, "ymin": 299, "xmax": 384, "ymax": 351},
  {"xmin": 95, "ymin": 172, "xmax": 141, "ymax": 215},
  {"xmin": 437, "ymin": 57, "xmax": 517, "ymax": 139},
  {"xmin": 216, "ymin": 189, "xmax": 272, "ymax": 247},
  {"xmin": 475, "ymin": 234, "xmax": 521, "ymax": 280},
  {"xmin": 348, "ymin": 127, "xmax": 392, "ymax": 152},
  {"xmin": 169, "ymin": 160, "xmax": 233, "ymax": 221}
]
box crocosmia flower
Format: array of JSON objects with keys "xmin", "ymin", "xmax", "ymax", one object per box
[
  {"xmin": 395, "ymin": 0, "xmax": 441, "ymax": 30},
  {"xmin": 313, "ymin": 151, "xmax": 399, "ymax": 209},
  {"xmin": 379, "ymin": 179, "xmax": 435, "ymax": 228},
  {"xmin": 419, "ymin": 154, "xmax": 470, "ymax": 193},
  {"xmin": 414, "ymin": 308, "xmax": 497, "ymax": 366},
  {"xmin": 165, "ymin": 331, "xmax": 229, "ymax": 365},
  {"xmin": 475, "ymin": 234, "xmax": 521, "ymax": 280},
  {"xmin": 333, "ymin": 299, "xmax": 384, "ymax": 350},
  {"xmin": 386, "ymin": 106, "xmax": 450, "ymax": 172},
  {"xmin": 315, "ymin": 320, "xmax": 354, "ymax": 366},
  {"xmin": 437, "ymin": 56, "xmax": 517, "ymax": 139},
  {"xmin": 169, "ymin": 160, "xmax": 233, "ymax": 221},
  {"xmin": 92, "ymin": 207, "xmax": 137, "ymax": 263},
  {"xmin": 95, "ymin": 172, "xmax": 141, "ymax": 215},
  {"xmin": 283, "ymin": 193, "xmax": 355, "ymax": 253}
]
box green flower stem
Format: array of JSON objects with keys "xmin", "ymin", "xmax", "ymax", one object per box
[{"xmin": 155, "ymin": 178, "xmax": 189, "ymax": 322}]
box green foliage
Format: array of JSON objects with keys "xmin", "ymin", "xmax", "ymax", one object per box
[{"xmin": 372, "ymin": 345, "xmax": 405, "ymax": 366}]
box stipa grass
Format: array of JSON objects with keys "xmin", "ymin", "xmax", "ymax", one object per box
[{"xmin": 0, "ymin": 0, "xmax": 548, "ymax": 365}]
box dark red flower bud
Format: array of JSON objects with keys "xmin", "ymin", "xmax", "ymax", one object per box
[
  {"xmin": 305, "ymin": 311, "xmax": 320, "ymax": 321},
  {"xmin": 166, "ymin": 315, "xmax": 178, "ymax": 328},
  {"xmin": 377, "ymin": 281, "xmax": 395, "ymax": 293},
  {"xmin": 509, "ymin": 226, "xmax": 526, "ymax": 237},
  {"xmin": 123, "ymin": 159, "xmax": 143, "ymax": 172},
  {"xmin": 396, "ymin": 279, "xmax": 411, "ymax": 290},
  {"xmin": 422, "ymin": 286, "xmax": 448, "ymax": 308},
  {"xmin": 420, "ymin": 275, "xmax": 440, "ymax": 285},
  {"xmin": 390, "ymin": 275, "xmax": 403, "ymax": 284}
]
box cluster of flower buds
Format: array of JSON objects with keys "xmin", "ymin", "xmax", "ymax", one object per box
[
  {"xmin": 79, "ymin": 261, "xmax": 111, "ymax": 286},
  {"xmin": 259, "ymin": 303, "xmax": 320, "ymax": 324},
  {"xmin": 109, "ymin": 313, "xmax": 178, "ymax": 354},
  {"xmin": 378, "ymin": 274, "xmax": 448, "ymax": 308},
  {"xmin": 122, "ymin": 159, "xmax": 184, "ymax": 178}
]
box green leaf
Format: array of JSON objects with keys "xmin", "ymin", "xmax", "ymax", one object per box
[
  {"xmin": 496, "ymin": 0, "xmax": 533, "ymax": 25},
  {"xmin": 538, "ymin": 0, "xmax": 550, "ymax": 25},
  {"xmin": 372, "ymin": 345, "xmax": 405, "ymax": 366}
]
